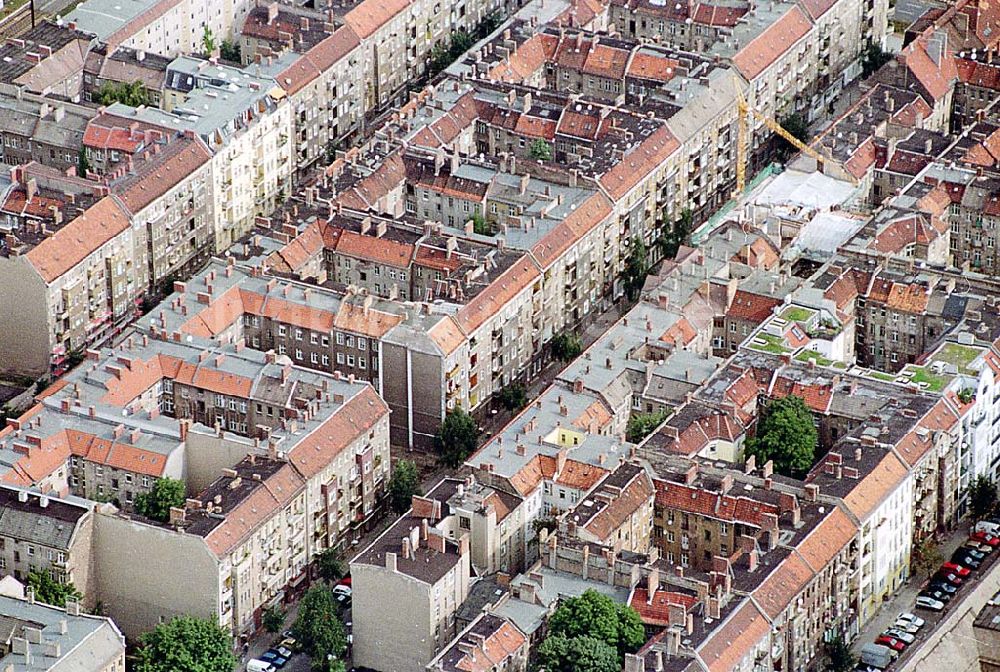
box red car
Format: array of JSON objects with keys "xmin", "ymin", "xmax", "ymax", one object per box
[
  {"xmin": 971, "ymin": 531, "xmax": 1000, "ymax": 547},
  {"xmin": 875, "ymin": 636, "xmax": 906, "ymax": 651},
  {"xmin": 338, "ymin": 576, "xmax": 352, "ymax": 587},
  {"xmin": 941, "ymin": 561, "xmax": 972, "ymax": 576}
]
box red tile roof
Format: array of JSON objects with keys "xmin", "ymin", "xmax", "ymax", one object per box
[
  {"xmin": 696, "ymin": 600, "xmax": 771, "ymax": 672},
  {"xmin": 629, "ymin": 588, "xmax": 697, "ymax": 626},
  {"xmin": 599, "ymin": 126, "xmax": 680, "ymax": 199},
  {"xmin": 732, "ymin": 6, "xmax": 811, "ymax": 80},
  {"xmin": 344, "ymin": 0, "xmax": 409, "ymax": 39},
  {"xmin": 654, "ymin": 479, "xmax": 780, "ymax": 527}
]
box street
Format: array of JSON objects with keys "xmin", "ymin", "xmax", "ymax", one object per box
[{"xmin": 852, "ymin": 523, "xmax": 998, "ymax": 668}]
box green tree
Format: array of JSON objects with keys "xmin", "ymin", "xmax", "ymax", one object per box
[
  {"xmin": 547, "ymin": 590, "xmax": 645, "ymax": 659},
  {"xmin": 529, "ymin": 139, "xmax": 553, "ymax": 161},
  {"xmin": 862, "ymin": 42, "xmax": 893, "ymax": 78},
  {"xmin": 823, "ymin": 634, "xmax": 856, "ymax": 672},
  {"xmin": 388, "ymin": 458, "xmax": 422, "ymax": 514},
  {"xmin": 622, "ymin": 237, "xmax": 649, "ymax": 301},
  {"xmin": 470, "ymin": 212, "xmax": 492, "ymax": 236},
  {"xmin": 291, "ymin": 586, "xmax": 347, "ymax": 670},
  {"xmin": 27, "ymin": 571, "xmax": 82, "ymax": 607},
  {"xmin": 135, "ymin": 616, "xmax": 237, "ymax": 672},
  {"xmin": 626, "ymin": 410, "xmax": 668, "ymax": 444},
  {"xmin": 95, "ymin": 80, "xmax": 150, "ymax": 107},
  {"xmin": 538, "ymin": 634, "xmax": 619, "ymax": 672},
  {"xmin": 550, "ymin": 332, "xmax": 582, "ymax": 362},
  {"xmin": 202, "ymin": 26, "xmax": 216, "ymax": 55},
  {"xmin": 435, "ymin": 408, "xmax": 479, "ymax": 467},
  {"xmin": 314, "ymin": 548, "xmax": 345, "ymax": 584},
  {"xmin": 134, "ymin": 477, "xmax": 186, "ymax": 523},
  {"xmin": 263, "ymin": 605, "xmax": 285, "ymax": 634},
  {"xmin": 911, "ymin": 537, "xmax": 943, "ymax": 580},
  {"xmin": 780, "ymin": 112, "xmax": 809, "ymax": 144},
  {"xmin": 219, "ymin": 39, "xmax": 241, "ymax": 62},
  {"xmin": 475, "ymin": 12, "xmax": 503, "ymax": 38},
  {"xmin": 745, "ymin": 395, "xmax": 817, "ymax": 478},
  {"xmin": 77, "ymin": 148, "xmax": 90, "ymax": 178},
  {"xmin": 970, "ymin": 475, "xmax": 997, "ymax": 520},
  {"xmin": 498, "ymin": 382, "xmax": 528, "ymax": 411},
  {"xmin": 657, "ymin": 208, "xmax": 691, "ymax": 260}
]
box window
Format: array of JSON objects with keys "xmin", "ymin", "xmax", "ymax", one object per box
[
  {"xmin": 216, "ymin": 394, "xmax": 225, "ymax": 407},
  {"xmin": 295, "ymin": 348, "xmax": 303, "ymax": 361},
  {"xmin": 278, "ymin": 325, "xmax": 287, "ymax": 337},
  {"xmin": 459, "ymin": 516, "xmax": 471, "ymax": 530},
  {"xmin": 26, "ymin": 546, "xmax": 34, "ymax": 557},
  {"xmin": 295, "ymin": 328, "xmax": 303, "ymax": 341},
  {"xmin": 347, "ymin": 355, "xmax": 355, "ymax": 367},
  {"xmin": 310, "ymin": 334, "xmax": 318, "ymax": 345},
  {"xmin": 336, "ymin": 332, "xmax": 345, "ymax": 345},
  {"xmin": 311, "ymin": 352, "xmax": 319, "ymax": 364},
  {"xmin": 336, "ymin": 353, "xmax": 345, "ymax": 364},
  {"xmin": 358, "ymin": 338, "xmax": 367, "ymax": 351},
  {"xmin": 322, "ymin": 354, "xmax": 329, "ymax": 366}
]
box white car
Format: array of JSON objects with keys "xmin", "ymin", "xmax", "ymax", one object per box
[
  {"xmin": 897, "ymin": 612, "xmax": 925, "ymax": 628},
  {"xmin": 989, "ymin": 591, "xmax": 1000, "ymax": 607},
  {"xmin": 915, "ymin": 596, "xmax": 944, "ymax": 611},
  {"xmin": 332, "ymin": 585, "xmax": 352, "ymax": 603},
  {"xmin": 884, "ymin": 629, "xmax": 916, "ymax": 644},
  {"xmin": 893, "ymin": 621, "xmax": 919, "ymax": 634}
]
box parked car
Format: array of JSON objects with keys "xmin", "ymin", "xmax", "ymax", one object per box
[
  {"xmin": 961, "ymin": 546, "xmax": 989, "ymax": 560},
  {"xmin": 259, "ymin": 651, "xmax": 288, "ymax": 669},
  {"xmin": 920, "ymin": 588, "xmax": 952, "ymax": 603},
  {"xmin": 971, "ymin": 531, "xmax": 1000, "ymax": 546},
  {"xmin": 874, "ymin": 636, "xmax": 906, "ymax": 652},
  {"xmin": 976, "ymin": 521, "xmax": 1000, "ymax": 536},
  {"xmin": 915, "ymin": 596, "xmax": 945, "ymax": 611},
  {"xmin": 897, "ymin": 612, "xmax": 925, "ymax": 628},
  {"xmin": 338, "ymin": 576, "xmax": 352, "ymax": 587},
  {"xmin": 952, "ymin": 554, "xmax": 982, "ymax": 570},
  {"xmin": 278, "ymin": 636, "xmax": 297, "ymax": 651},
  {"xmin": 965, "ymin": 541, "xmax": 994, "ymax": 555},
  {"xmin": 893, "ymin": 621, "xmax": 919, "ymax": 634},
  {"xmin": 934, "ymin": 571, "xmax": 964, "ymax": 586},
  {"xmin": 247, "ymin": 660, "xmax": 277, "ymax": 672},
  {"xmin": 927, "ymin": 580, "xmax": 958, "ymax": 595},
  {"xmin": 941, "ymin": 562, "xmax": 971, "ymax": 576},
  {"xmin": 883, "ymin": 629, "xmax": 915, "ymax": 644}
]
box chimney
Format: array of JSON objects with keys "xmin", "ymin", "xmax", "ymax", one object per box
[{"xmin": 646, "ymin": 566, "xmax": 659, "ymax": 601}]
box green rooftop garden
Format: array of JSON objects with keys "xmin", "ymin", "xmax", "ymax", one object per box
[
  {"xmin": 901, "ymin": 365, "xmax": 950, "ymax": 393},
  {"xmin": 794, "ymin": 350, "xmax": 832, "ymax": 367},
  {"xmin": 862, "ymin": 369, "xmax": 896, "ymax": 383},
  {"xmin": 749, "ymin": 332, "xmax": 791, "ymax": 354},
  {"xmin": 781, "ymin": 306, "xmax": 814, "ymax": 324},
  {"xmin": 930, "ymin": 342, "xmax": 983, "ymax": 376}
]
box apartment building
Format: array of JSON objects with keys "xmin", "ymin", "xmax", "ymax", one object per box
[
  {"xmin": 426, "ymin": 613, "xmax": 528, "ymax": 672},
  {"xmin": 103, "ymin": 56, "xmax": 294, "ymax": 251},
  {"xmin": 351, "ymin": 478, "xmax": 473, "ymax": 672},
  {"xmin": 66, "ymin": 0, "xmax": 254, "ymax": 58},
  {"xmin": 94, "ymin": 454, "xmax": 307, "ymax": 636},
  {"xmin": 106, "ymin": 135, "xmax": 215, "ymax": 290},
  {"xmin": 0, "ymin": 95, "xmax": 95, "ymax": 173},
  {"xmin": 0, "ymin": 591, "xmax": 125, "ymax": 672},
  {"xmin": 0, "ymin": 487, "xmax": 95, "ymax": 606},
  {"xmin": 566, "ymin": 462, "xmax": 655, "ymax": 553},
  {"xmin": 82, "ymin": 45, "xmax": 170, "ymax": 107}
]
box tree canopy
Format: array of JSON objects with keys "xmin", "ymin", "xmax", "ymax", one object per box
[
  {"xmin": 435, "ymin": 408, "xmax": 479, "ymax": 467},
  {"xmin": 911, "ymin": 537, "xmax": 943, "ymax": 580},
  {"xmin": 530, "ymin": 139, "xmax": 553, "ymax": 161},
  {"xmin": 134, "ymin": 477, "xmax": 186, "ymax": 522},
  {"xmin": 626, "ymin": 410, "xmax": 668, "ymax": 444},
  {"xmin": 202, "ymin": 26, "xmax": 216, "ymax": 55},
  {"xmin": 314, "ymin": 548, "xmax": 345, "ymax": 584},
  {"xmin": 27, "ymin": 571, "xmax": 82, "ymax": 607},
  {"xmin": 550, "ymin": 332, "xmax": 583, "ymax": 362},
  {"xmin": 537, "ymin": 634, "xmax": 619, "ymax": 672},
  {"xmin": 970, "ymin": 475, "xmax": 997, "ymax": 520},
  {"xmin": 824, "ymin": 634, "xmax": 857, "ymax": 672},
  {"xmin": 622, "ymin": 237, "xmax": 649, "ymax": 301},
  {"xmin": 745, "ymin": 395, "xmax": 817, "ymax": 478},
  {"xmin": 219, "ymin": 39, "xmax": 241, "ymax": 62},
  {"xmin": 263, "ymin": 604, "xmax": 285, "ymax": 634},
  {"xmin": 291, "ymin": 586, "xmax": 347, "ymax": 670},
  {"xmin": 389, "ymin": 459, "xmax": 422, "ymax": 514},
  {"xmin": 546, "ymin": 590, "xmax": 645, "ymax": 660},
  {"xmin": 498, "ymin": 382, "xmax": 528, "ymax": 411},
  {"xmin": 135, "ymin": 616, "xmax": 237, "ymax": 672},
  {"xmin": 94, "ymin": 80, "xmax": 149, "ymax": 107},
  {"xmin": 657, "ymin": 209, "xmax": 691, "ymax": 260},
  {"xmin": 861, "ymin": 42, "xmax": 893, "ymax": 78}
]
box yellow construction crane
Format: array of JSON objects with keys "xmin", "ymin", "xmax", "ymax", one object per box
[{"xmin": 733, "ymin": 84, "xmax": 835, "ymax": 196}]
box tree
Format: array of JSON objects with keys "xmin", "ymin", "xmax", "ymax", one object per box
[
  {"xmin": 780, "ymin": 112, "xmax": 810, "ymax": 145},
  {"xmin": 134, "ymin": 477, "xmax": 186, "ymax": 523},
  {"xmin": 435, "ymin": 408, "xmax": 479, "ymax": 467},
  {"xmin": 622, "ymin": 237, "xmax": 649, "ymax": 301},
  {"xmin": 219, "ymin": 39, "xmax": 241, "ymax": 62},
  {"xmin": 77, "ymin": 148, "xmax": 90, "ymax": 178},
  {"xmin": 498, "ymin": 382, "xmax": 528, "ymax": 411},
  {"xmin": 626, "ymin": 410, "xmax": 668, "ymax": 444},
  {"xmin": 27, "ymin": 571, "xmax": 82, "ymax": 607},
  {"xmin": 314, "ymin": 548, "xmax": 345, "ymax": 584},
  {"xmin": 547, "ymin": 590, "xmax": 645, "ymax": 660},
  {"xmin": 550, "ymin": 332, "xmax": 582, "ymax": 362},
  {"xmin": 95, "ymin": 80, "xmax": 150, "ymax": 107},
  {"xmin": 538, "ymin": 634, "xmax": 619, "ymax": 672},
  {"xmin": 202, "ymin": 26, "xmax": 216, "ymax": 55},
  {"xmin": 475, "ymin": 12, "xmax": 503, "ymax": 38},
  {"xmin": 388, "ymin": 459, "xmax": 421, "ymax": 514},
  {"xmin": 263, "ymin": 605, "xmax": 285, "ymax": 634},
  {"xmin": 291, "ymin": 586, "xmax": 347, "ymax": 670},
  {"xmin": 470, "ymin": 212, "xmax": 492, "ymax": 236},
  {"xmin": 824, "ymin": 634, "xmax": 856, "ymax": 672},
  {"xmin": 912, "ymin": 537, "xmax": 943, "ymax": 580},
  {"xmin": 529, "ymin": 139, "xmax": 553, "ymax": 161},
  {"xmin": 657, "ymin": 208, "xmax": 691, "ymax": 260},
  {"xmin": 862, "ymin": 42, "xmax": 893, "ymax": 78},
  {"xmin": 135, "ymin": 616, "xmax": 237, "ymax": 672},
  {"xmin": 970, "ymin": 475, "xmax": 997, "ymax": 520},
  {"xmin": 745, "ymin": 395, "xmax": 817, "ymax": 478}
]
